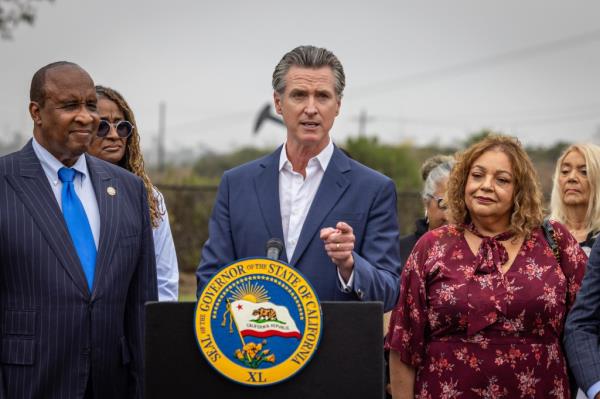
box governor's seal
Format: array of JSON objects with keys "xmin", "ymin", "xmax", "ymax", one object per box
[{"xmin": 194, "ymin": 258, "xmax": 323, "ymax": 386}]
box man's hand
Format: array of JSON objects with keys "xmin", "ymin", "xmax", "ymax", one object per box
[{"xmin": 320, "ymin": 221, "xmax": 355, "ymax": 282}]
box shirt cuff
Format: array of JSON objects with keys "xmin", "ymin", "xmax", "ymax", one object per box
[
  {"xmin": 337, "ymin": 268, "xmax": 354, "ymax": 292},
  {"xmin": 587, "ymin": 381, "xmax": 600, "ymax": 399}
]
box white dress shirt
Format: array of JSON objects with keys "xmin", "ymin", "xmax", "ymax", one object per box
[
  {"xmin": 152, "ymin": 188, "xmax": 179, "ymax": 301},
  {"xmin": 34, "ymin": 138, "xmax": 178, "ymax": 301},
  {"xmin": 32, "ymin": 137, "xmax": 100, "ymax": 248},
  {"xmin": 279, "ymin": 139, "xmax": 354, "ymax": 289}
]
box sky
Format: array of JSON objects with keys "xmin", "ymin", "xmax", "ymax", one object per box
[{"xmin": 2, "ymin": 0, "xmax": 600, "ymax": 162}]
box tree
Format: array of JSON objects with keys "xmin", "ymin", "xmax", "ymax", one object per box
[
  {"xmin": 0, "ymin": 0, "xmax": 52, "ymax": 39},
  {"xmin": 462, "ymin": 129, "xmax": 494, "ymax": 148},
  {"xmin": 193, "ymin": 146, "xmax": 273, "ymax": 178},
  {"xmin": 343, "ymin": 136, "xmax": 421, "ymax": 191}
]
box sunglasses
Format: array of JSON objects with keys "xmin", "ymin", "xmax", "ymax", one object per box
[{"xmin": 97, "ymin": 120, "xmax": 134, "ymax": 138}]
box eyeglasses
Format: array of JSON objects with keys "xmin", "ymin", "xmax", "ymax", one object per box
[
  {"xmin": 427, "ymin": 194, "xmax": 448, "ymax": 210},
  {"xmin": 97, "ymin": 120, "xmax": 134, "ymax": 138}
]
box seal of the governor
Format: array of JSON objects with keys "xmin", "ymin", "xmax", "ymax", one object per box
[{"xmin": 195, "ymin": 258, "xmax": 323, "ymax": 386}]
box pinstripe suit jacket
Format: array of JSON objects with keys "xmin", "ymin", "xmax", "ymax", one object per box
[
  {"xmin": 565, "ymin": 236, "xmax": 600, "ymax": 395},
  {"xmin": 0, "ymin": 141, "xmax": 157, "ymax": 399}
]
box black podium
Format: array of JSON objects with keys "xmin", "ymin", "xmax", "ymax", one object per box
[{"xmin": 145, "ymin": 301, "xmax": 384, "ymax": 399}]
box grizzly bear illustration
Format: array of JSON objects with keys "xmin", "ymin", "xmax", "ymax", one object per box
[{"xmin": 252, "ymin": 307, "xmax": 277, "ymax": 321}]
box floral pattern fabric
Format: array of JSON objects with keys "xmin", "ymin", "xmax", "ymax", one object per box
[{"xmin": 386, "ymin": 221, "xmax": 586, "ymax": 398}]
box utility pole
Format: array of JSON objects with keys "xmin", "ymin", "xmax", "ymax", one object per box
[
  {"xmin": 358, "ymin": 109, "xmax": 367, "ymax": 136},
  {"xmin": 355, "ymin": 109, "xmax": 374, "ymax": 136},
  {"xmin": 158, "ymin": 101, "xmax": 166, "ymax": 172}
]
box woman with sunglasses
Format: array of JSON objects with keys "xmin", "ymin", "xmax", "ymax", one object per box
[{"xmin": 88, "ymin": 85, "xmax": 179, "ymax": 301}]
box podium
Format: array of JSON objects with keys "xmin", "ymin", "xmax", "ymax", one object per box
[{"xmin": 145, "ymin": 301, "xmax": 384, "ymax": 398}]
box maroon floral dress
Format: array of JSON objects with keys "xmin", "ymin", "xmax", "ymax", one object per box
[{"xmin": 385, "ymin": 221, "xmax": 586, "ymax": 398}]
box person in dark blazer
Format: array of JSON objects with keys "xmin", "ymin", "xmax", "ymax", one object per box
[
  {"xmin": 0, "ymin": 62, "xmax": 157, "ymax": 398},
  {"xmin": 197, "ymin": 45, "xmax": 401, "ymax": 311},
  {"xmin": 565, "ymin": 237, "xmax": 600, "ymax": 399}
]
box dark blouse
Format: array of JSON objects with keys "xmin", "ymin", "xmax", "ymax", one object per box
[
  {"xmin": 399, "ymin": 217, "xmax": 428, "ymax": 267},
  {"xmin": 386, "ymin": 221, "xmax": 586, "ymax": 398},
  {"xmin": 580, "ymin": 230, "xmax": 599, "ymax": 256}
]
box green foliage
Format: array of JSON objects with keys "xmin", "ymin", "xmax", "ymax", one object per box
[
  {"xmin": 410, "ymin": 143, "xmax": 457, "ymax": 165},
  {"xmin": 193, "ymin": 147, "xmax": 274, "ymax": 178},
  {"xmin": 461, "ymin": 129, "xmax": 494, "ymax": 148},
  {"xmin": 159, "ymin": 132, "xmax": 591, "ymax": 284},
  {"xmin": 158, "ymin": 185, "xmax": 217, "ymax": 274},
  {"xmin": 526, "ymin": 141, "xmax": 570, "ymax": 163},
  {"xmin": 343, "ymin": 136, "xmax": 421, "ymax": 191}
]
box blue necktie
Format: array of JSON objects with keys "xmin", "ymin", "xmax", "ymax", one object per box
[{"xmin": 58, "ymin": 167, "xmax": 97, "ymax": 290}]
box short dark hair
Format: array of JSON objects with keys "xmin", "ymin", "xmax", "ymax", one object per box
[
  {"xmin": 272, "ymin": 45, "xmax": 345, "ymax": 98},
  {"xmin": 30, "ymin": 61, "xmax": 79, "ymax": 105}
]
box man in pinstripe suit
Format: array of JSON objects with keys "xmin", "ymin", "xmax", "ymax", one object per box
[{"xmin": 0, "ymin": 62, "xmax": 157, "ymax": 398}]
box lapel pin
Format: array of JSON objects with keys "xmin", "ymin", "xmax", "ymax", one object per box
[{"xmin": 107, "ymin": 186, "xmax": 117, "ymax": 196}]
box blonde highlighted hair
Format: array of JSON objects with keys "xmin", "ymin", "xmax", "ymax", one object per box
[
  {"xmin": 550, "ymin": 143, "xmax": 600, "ymax": 234},
  {"xmin": 447, "ymin": 134, "xmax": 544, "ymax": 238},
  {"xmin": 95, "ymin": 85, "xmax": 162, "ymax": 228}
]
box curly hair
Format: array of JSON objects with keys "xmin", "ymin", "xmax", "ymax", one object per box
[
  {"xmin": 550, "ymin": 143, "xmax": 600, "ymax": 234},
  {"xmin": 447, "ymin": 134, "xmax": 543, "ymax": 238},
  {"xmin": 95, "ymin": 85, "xmax": 163, "ymax": 228}
]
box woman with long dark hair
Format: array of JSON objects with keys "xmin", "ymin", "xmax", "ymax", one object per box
[{"xmin": 88, "ymin": 85, "xmax": 178, "ymax": 301}]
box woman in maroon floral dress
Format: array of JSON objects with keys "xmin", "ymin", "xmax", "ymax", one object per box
[{"xmin": 386, "ymin": 135, "xmax": 586, "ymax": 399}]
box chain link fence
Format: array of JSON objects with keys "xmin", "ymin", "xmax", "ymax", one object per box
[{"xmin": 158, "ymin": 184, "xmax": 423, "ymax": 274}]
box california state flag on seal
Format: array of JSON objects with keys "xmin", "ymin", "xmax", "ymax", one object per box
[{"xmin": 231, "ymin": 300, "xmax": 301, "ymax": 339}]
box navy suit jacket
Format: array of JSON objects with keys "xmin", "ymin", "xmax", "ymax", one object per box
[
  {"xmin": 0, "ymin": 141, "xmax": 157, "ymax": 399},
  {"xmin": 565, "ymin": 236, "xmax": 600, "ymax": 394},
  {"xmin": 197, "ymin": 145, "xmax": 401, "ymax": 311}
]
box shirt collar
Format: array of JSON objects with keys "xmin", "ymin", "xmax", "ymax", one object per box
[
  {"xmin": 279, "ymin": 139, "xmax": 334, "ymax": 172},
  {"xmin": 32, "ymin": 136, "xmax": 90, "ymax": 181}
]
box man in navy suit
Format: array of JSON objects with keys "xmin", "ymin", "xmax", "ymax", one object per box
[
  {"xmin": 0, "ymin": 62, "xmax": 157, "ymax": 398},
  {"xmin": 197, "ymin": 46, "xmax": 401, "ymax": 311}
]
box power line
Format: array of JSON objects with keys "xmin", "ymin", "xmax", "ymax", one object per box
[
  {"xmin": 345, "ymin": 105, "xmax": 600, "ymax": 132},
  {"xmin": 365, "ymin": 102, "xmax": 600, "ymax": 125},
  {"xmin": 350, "ymin": 28, "xmax": 600, "ymax": 97}
]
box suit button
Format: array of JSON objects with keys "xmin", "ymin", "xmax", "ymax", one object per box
[{"xmin": 356, "ymin": 289, "xmax": 364, "ymax": 299}]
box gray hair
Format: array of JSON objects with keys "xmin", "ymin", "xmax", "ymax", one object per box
[
  {"xmin": 422, "ymin": 160, "xmax": 455, "ymax": 201},
  {"xmin": 272, "ymin": 45, "xmax": 346, "ymax": 98},
  {"xmin": 420, "ymin": 154, "xmax": 454, "ymax": 182}
]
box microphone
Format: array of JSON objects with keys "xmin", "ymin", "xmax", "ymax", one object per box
[{"xmin": 266, "ymin": 238, "xmax": 284, "ymax": 260}]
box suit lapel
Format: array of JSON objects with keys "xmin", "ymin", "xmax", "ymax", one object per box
[
  {"xmin": 86, "ymin": 155, "xmax": 119, "ymax": 299},
  {"xmin": 5, "ymin": 141, "xmax": 90, "ymax": 296},
  {"xmin": 254, "ymin": 147, "xmax": 287, "ymax": 261},
  {"xmin": 290, "ymin": 147, "xmax": 351, "ymax": 265}
]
